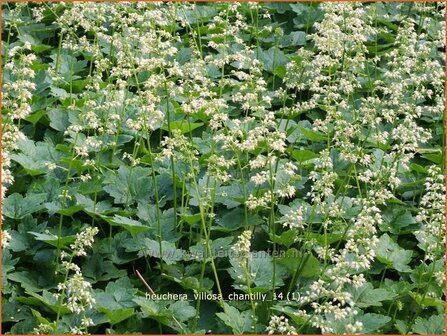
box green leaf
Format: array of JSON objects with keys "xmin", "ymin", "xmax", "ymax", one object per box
[
  {"xmin": 356, "ymin": 313, "xmax": 391, "ymax": 333},
  {"xmin": 169, "ymin": 301, "xmax": 196, "ymax": 322},
  {"xmin": 409, "ymin": 291, "xmax": 445, "ymax": 307},
  {"xmin": 30, "ymin": 309, "xmax": 51, "ymax": 326},
  {"xmin": 351, "ymin": 283, "xmax": 397, "ymax": 308},
  {"xmin": 394, "ymin": 319, "xmax": 409, "ymax": 334},
  {"xmin": 297, "ymin": 126, "xmax": 326, "ymax": 141},
  {"xmin": 76, "ymin": 194, "xmax": 114, "ymax": 215},
  {"xmin": 180, "ymin": 212, "xmax": 202, "ymax": 225},
  {"xmin": 229, "ymin": 251, "xmax": 287, "ymax": 290},
  {"xmin": 410, "ymin": 163, "xmax": 428, "ymax": 174},
  {"xmin": 94, "ymin": 277, "xmax": 138, "ymax": 324},
  {"xmin": 25, "ymin": 109, "xmax": 47, "ymax": 125},
  {"xmin": 421, "ymin": 153, "xmax": 443, "ymax": 164},
  {"xmin": 44, "ymin": 201, "xmax": 85, "ymax": 216},
  {"xmin": 95, "ymin": 277, "xmax": 137, "ymax": 310},
  {"xmin": 410, "ymin": 259, "xmax": 444, "ymax": 288},
  {"xmin": 216, "ymin": 303, "xmax": 252, "ymax": 334},
  {"xmin": 163, "ymin": 121, "xmax": 204, "ymax": 133},
  {"xmin": 382, "ymin": 279, "xmax": 414, "ymax": 296},
  {"xmin": 215, "ymin": 207, "xmax": 262, "ymax": 232},
  {"xmin": 10, "ymin": 138, "xmax": 59, "ymax": 176},
  {"xmin": 9, "ymin": 319, "xmax": 39, "ymax": 334},
  {"xmin": 412, "ymin": 315, "xmax": 445, "ymax": 334},
  {"xmin": 83, "ymin": 254, "xmax": 127, "ymax": 283},
  {"xmin": 381, "ymin": 209, "xmax": 416, "ymax": 234},
  {"xmin": 28, "ymin": 232, "xmax": 75, "ymax": 248},
  {"xmin": 133, "ymin": 297, "xmax": 170, "ymax": 319},
  {"xmin": 133, "ymin": 297, "xmax": 193, "ymax": 332},
  {"xmin": 97, "ymin": 307, "xmax": 134, "ymax": 325},
  {"xmin": 2, "ymin": 249, "xmax": 19, "ymax": 278},
  {"xmin": 272, "ymin": 230, "xmax": 298, "ymax": 248},
  {"xmin": 23, "ymin": 290, "xmax": 71, "ymax": 315},
  {"xmin": 256, "ymin": 47, "xmax": 289, "ymax": 72},
  {"xmin": 101, "ymin": 215, "xmax": 150, "ymax": 234},
  {"xmin": 216, "ymin": 184, "xmax": 246, "ymax": 208},
  {"xmin": 291, "ymin": 3, "xmax": 323, "ymax": 29},
  {"xmin": 50, "ymin": 52, "xmax": 87, "ymax": 81},
  {"xmin": 291, "ymin": 149, "xmax": 319, "ymax": 163},
  {"xmin": 140, "ymin": 239, "xmax": 184, "ymax": 265},
  {"xmin": 216, "ymin": 208, "xmax": 246, "ymax": 231},
  {"xmin": 137, "ymin": 206, "xmax": 179, "ymax": 242},
  {"xmin": 2, "ymin": 301, "xmax": 32, "ymax": 323},
  {"xmin": 7, "ymin": 271, "xmax": 42, "ymax": 293},
  {"xmin": 263, "ymin": 3, "xmax": 291, "ymax": 14},
  {"xmin": 287, "ymin": 121, "xmax": 326, "ymax": 143},
  {"xmin": 32, "ymin": 44, "xmax": 52, "ymax": 53},
  {"xmin": 188, "ymin": 237, "xmax": 234, "ymax": 261},
  {"xmin": 8, "ymin": 231, "xmax": 29, "ymax": 252},
  {"xmin": 291, "ymin": 31, "xmax": 306, "ymax": 45},
  {"xmin": 375, "ymin": 234, "xmax": 413, "ymax": 272},
  {"xmin": 47, "ymin": 108, "xmax": 69, "ymax": 131},
  {"xmin": 4, "ymin": 193, "xmax": 45, "ymax": 219},
  {"xmin": 106, "ymin": 277, "xmax": 137, "ymax": 303},
  {"xmin": 277, "ymin": 249, "xmax": 320, "ymax": 279},
  {"xmin": 50, "ymin": 86, "xmax": 70, "ymax": 100},
  {"xmin": 162, "ymin": 274, "xmax": 213, "ymax": 292},
  {"xmin": 103, "ymin": 166, "xmax": 153, "ymax": 204}
]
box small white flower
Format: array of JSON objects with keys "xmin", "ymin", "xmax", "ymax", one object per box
[
  {"xmin": 45, "ymin": 162, "xmax": 57, "ymax": 171},
  {"xmin": 2, "ymin": 230, "xmax": 12, "ymax": 249},
  {"xmin": 231, "ymin": 230, "xmax": 252, "ymax": 260},
  {"xmin": 70, "ymin": 226, "xmax": 99, "ymax": 257}
]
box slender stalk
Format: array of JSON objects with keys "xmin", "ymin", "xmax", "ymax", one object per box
[
  {"xmin": 55, "ymin": 133, "xmax": 79, "ymax": 274},
  {"xmin": 136, "ymin": 270, "xmax": 185, "ymax": 334},
  {"xmin": 145, "ymin": 133, "xmax": 164, "ymax": 275}
]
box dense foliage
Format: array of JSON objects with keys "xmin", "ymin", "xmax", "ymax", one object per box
[{"xmin": 1, "ymin": 2, "xmax": 445, "ymax": 334}]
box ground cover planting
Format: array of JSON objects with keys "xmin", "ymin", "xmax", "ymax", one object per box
[{"xmin": 1, "ymin": 2, "xmax": 445, "ymax": 334}]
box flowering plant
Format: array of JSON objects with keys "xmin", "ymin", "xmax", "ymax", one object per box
[{"xmin": 2, "ymin": 2, "xmax": 445, "ymax": 335}]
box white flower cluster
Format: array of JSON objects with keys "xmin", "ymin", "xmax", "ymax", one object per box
[
  {"xmin": 2, "ymin": 41, "xmax": 36, "ymax": 199},
  {"xmin": 33, "ymin": 323, "xmax": 56, "ymax": 335},
  {"xmin": 160, "ymin": 130, "xmax": 199, "ymax": 162},
  {"xmin": 346, "ymin": 321, "xmax": 364, "ymax": 334},
  {"xmin": 70, "ymin": 227, "xmax": 99, "ymax": 257},
  {"xmin": 55, "ymin": 226, "xmax": 99, "ymax": 319},
  {"xmin": 245, "ymin": 191, "xmax": 273, "ymax": 211},
  {"xmin": 1, "ymin": 230, "xmax": 12, "ymax": 249},
  {"xmin": 415, "ymin": 166, "xmax": 445, "ymax": 261},
  {"xmin": 308, "ymin": 150, "xmax": 337, "ymax": 204},
  {"xmin": 207, "ymin": 155, "xmax": 236, "ymax": 183},
  {"xmin": 32, "ymin": 228, "xmax": 99, "ymax": 333},
  {"xmin": 4, "ymin": 2, "xmax": 443, "ymax": 334},
  {"xmin": 57, "ymin": 273, "xmax": 95, "ymax": 314},
  {"xmin": 280, "ymin": 2, "xmax": 445, "ymax": 332},
  {"xmin": 232, "ymin": 230, "xmax": 252, "ymax": 260},
  {"xmin": 282, "ymin": 207, "xmax": 305, "ymax": 230},
  {"xmin": 266, "ymin": 315, "xmax": 297, "ymax": 335}
]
